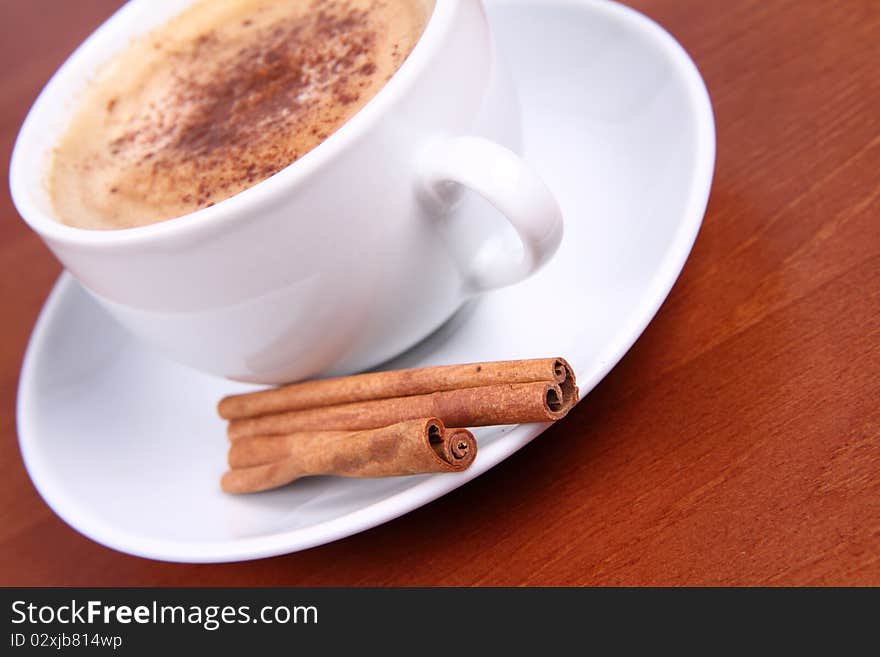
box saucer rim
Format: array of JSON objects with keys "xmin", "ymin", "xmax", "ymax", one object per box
[{"xmin": 15, "ymin": 0, "xmax": 716, "ymax": 563}]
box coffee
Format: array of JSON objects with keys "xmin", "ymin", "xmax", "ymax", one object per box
[{"xmin": 49, "ymin": 0, "xmax": 432, "ymax": 230}]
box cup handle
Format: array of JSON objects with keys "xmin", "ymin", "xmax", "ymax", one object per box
[{"xmin": 419, "ymin": 136, "xmax": 564, "ymax": 293}]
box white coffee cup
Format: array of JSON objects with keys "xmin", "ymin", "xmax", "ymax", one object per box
[{"xmin": 10, "ymin": 0, "xmax": 563, "ymax": 384}]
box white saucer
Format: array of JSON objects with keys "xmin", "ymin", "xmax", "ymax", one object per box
[{"xmin": 17, "ymin": 0, "xmax": 714, "ymax": 563}]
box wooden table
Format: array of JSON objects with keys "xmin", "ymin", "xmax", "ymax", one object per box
[{"xmin": 2, "ymin": 0, "xmax": 878, "ymax": 586}]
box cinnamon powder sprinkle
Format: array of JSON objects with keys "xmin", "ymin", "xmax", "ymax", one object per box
[{"xmin": 49, "ymin": 0, "xmax": 430, "ymax": 230}]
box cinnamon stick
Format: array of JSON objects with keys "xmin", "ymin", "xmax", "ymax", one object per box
[
  {"xmin": 218, "ymin": 357, "xmax": 576, "ymax": 420},
  {"xmin": 227, "ymin": 380, "xmax": 572, "ymax": 441},
  {"xmin": 228, "ymin": 431, "xmax": 349, "ymax": 468},
  {"xmin": 221, "ymin": 418, "xmax": 477, "ymax": 494}
]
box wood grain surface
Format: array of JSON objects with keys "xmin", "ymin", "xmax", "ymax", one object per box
[{"xmin": 1, "ymin": 0, "xmax": 878, "ymax": 586}]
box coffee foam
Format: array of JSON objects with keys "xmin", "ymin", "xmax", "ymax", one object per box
[{"xmin": 49, "ymin": 0, "xmax": 431, "ymax": 230}]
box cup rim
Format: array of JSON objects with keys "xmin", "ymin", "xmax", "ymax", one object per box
[{"xmin": 9, "ymin": 0, "xmax": 450, "ymax": 249}]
